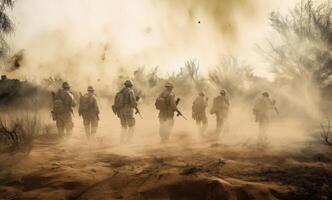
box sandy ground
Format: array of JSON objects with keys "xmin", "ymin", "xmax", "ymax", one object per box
[{"xmin": 0, "ymin": 111, "xmax": 332, "ymax": 200}]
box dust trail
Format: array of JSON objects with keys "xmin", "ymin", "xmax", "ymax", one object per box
[{"xmin": 6, "ymin": 0, "xmax": 297, "ymax": 82}]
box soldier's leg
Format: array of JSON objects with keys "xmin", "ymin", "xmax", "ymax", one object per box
[
  {"xmin": 127, "ymin": 115, "xmax": 135, "ymax": 142},
  {"xmin": 121, "ymin": 127, "xmax": 127, "ymax": 143},
  {"xmin": 164, "ymin": 118, "xmax": 174, "ymax": 141},
  {"xmin": 65, "ymin": 113, "xmax": 74, "ymax": 137},
  {"xmin": 120, "ymin": 116, "xmax": 128, "ymax": 143},
  {"xmin": 258, "ymin": 119, "xmax": 269, "ymax": 146},
  {"xmin": 91, "ymin": 115, "xmax": 99, "ymax": 136},
  {"xmin": 195, "ymin": 118, "xmax": 202, "ymax": 133},
  {"xmin": 202, "ymin": 115, "xmax": 208, "ymax": 134},
  {"xmin": 159, "ymin": 118, "xmax": 167, "ymax": 143},
  {"xmin": 216, "ymin": 114, "xmax": 224, "ymax": 137},
  {"xmin": 56, "ymin": 118, "xmax": 65, "ymax": 136},
  {"xmin": 83, "ymin": 114, "xmax": 91, "ymax": 138}
]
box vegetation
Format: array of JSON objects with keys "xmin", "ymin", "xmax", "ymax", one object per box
[
  {"xmin": 208, "ymin": 56, "xmax": 263, "ymax": 100},
  {"xmin": 0, "ymin": 114, "xmax": 42, "ymax": 155},
  {"xmin": 262, "ymin": 0, "xmax": 332, "ymax": 94},
  {"xmin": 0, "ymin": 0, "xmax": 14, "ymax": 58},
  {"xmin": 321, "ymin": 120, "xmax": 332, "ymax": 146}
]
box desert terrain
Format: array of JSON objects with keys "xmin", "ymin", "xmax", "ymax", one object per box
[{"xmin": 0, "ymin": 111, "xmax": 331, "ymax": 200}]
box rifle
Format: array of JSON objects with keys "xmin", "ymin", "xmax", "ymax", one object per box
[
  {"xmin": 135, "ymin": 96, "xmax": 143, "ymax": 119},
  {"xmin": 175, "ymin": 98, "xmax": 187, "ymax": 120},
  {"xmin": 135, "ymin": 107, "xmax": 143, "ymax": 119},
  {"xmin": 176, "ymin": 109, "xmax": 187, "ymax": 120}
]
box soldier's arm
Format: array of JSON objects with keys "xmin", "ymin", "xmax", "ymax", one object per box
[
  {"xmin": 225, "ymin": 96, "xmax": 230, "ymax": 106},
  {"xmin": 67, "ymin": 92, "xmax": 76, "ymax": 107},
  {"xmin": 203, "ymin": 98, "xmax": 208, "ymax": 108},
  {"xmin": 72, "ymin": 98, "xmax": 77, "ymax": 107},
  {"xmin": 129, "ymin": 90, "xmax": 138, "ymax": 108},
  {"xmin": 169, "ymin": 94, "xmax": 177, "ymax": 111},
  {"xmin": 93, "ymin": 97, "xmax": 100, "ymax": 114}
]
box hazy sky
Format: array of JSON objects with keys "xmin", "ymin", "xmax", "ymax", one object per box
[{"xmin": 9, "ymin": 0, "xmax": 300, "ymax": 78}]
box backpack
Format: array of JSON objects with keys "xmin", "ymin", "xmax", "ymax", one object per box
[
  {"xmin": 112, "ymin": 89, "xmax": 126, "ymax": 114},
  {"xmin": 155, "ymin": 96, "xmax": 167, "ymax": 110},
  {"xmin": 52, "ymin": 90, "xmax": 75, "ymax": 115},
  {"xmin": 53, "ymin": 96, "xmax": 65, "ymax": 114},
  {"xmin": 79, "ymin": 94, "xmax": 91, "ymax": 113}
]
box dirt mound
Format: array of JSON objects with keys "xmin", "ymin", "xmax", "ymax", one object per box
[{"xmin": 76, "ymin": 173, "xmax": 289, "ymax": 200}]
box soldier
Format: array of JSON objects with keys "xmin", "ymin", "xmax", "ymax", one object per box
[
  {"xmin": 253, "ymin": 92, "xmax": 277, "ymax": 146},
  {"xmin": 52, "ymin": 82, "xmax": 76, "ymax": 137},
  {"xmin": 113, "ymin": 80, "xmax": 137, "ymax": 143},
  {"xmin": 155, "ymin": 82, "xmax": 178, "ymax": 143},
  {"xmin": 210, "ymin": 90, "xmax": 230, "ymax": 137},
  {"xmin": 192, "ymin": 92, "xmax": 208, "ymax": 136},
  {"xmin": 79, "ymin": 86, "xmax": 100, "ymax": 138}
]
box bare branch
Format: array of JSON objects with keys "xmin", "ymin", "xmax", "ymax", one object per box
[{"xmin": 321, "ymin": 120, "xmax": 332, "ymax": 146}]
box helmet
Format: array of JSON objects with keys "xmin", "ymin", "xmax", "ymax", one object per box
[
  {"xmin": 262, "ymin": 92, "xmax": 269, "ymax": 97},
  {"xmin": 62, "ymin": 82, "xmax": 70, "ymax": 89},
  {"xmin": 220, "ymin": 89, "xmax": 226, "ymax": 95},
  {"xmin": 165, "ymin": 82, "xmax": 174, "ymax": 88},
  {"xmin": 87, "ymin": 86, "xmax": 94, "ymax": 91},
  {"xmin": 199, "ymin": 92, "xmax": 205, "ymax": 96},
  {"xmin": 124, "ymin": 80, "xmax": 133, "ymax": 87}
]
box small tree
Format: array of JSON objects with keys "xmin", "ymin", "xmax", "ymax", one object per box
[
  {"xmin": 209, "ymin": 56, "xmax": 255, "ymax": 97},
  {"xmin": 321, "ymin": 120, "xmax": 332, "ymax": 146},
  {"xmin": 0, "ymin": 114, "xmax": 42, "ymax": 155},
  {"xmin": 262, "ymin": 0, "xmax": 332, "ymax": 89},
  {"xmin": 0, "ymin": 0, "xmax": 14, "ymax": 58}
]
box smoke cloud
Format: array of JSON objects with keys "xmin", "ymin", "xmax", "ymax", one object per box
[{"xmin": 5, "ymin": 0, "xmax": 298, "ymax": 84}]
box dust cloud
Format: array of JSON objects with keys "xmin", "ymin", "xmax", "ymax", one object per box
[
  {"xmin": 1, "ymin": 1, "xmax": 332, "ymax": 199},
  {"xmin": 7, "ymin": 0, "xmax": 296, "ymax": 79},
  {"xmin": 1, "ymin": 0, "xmax": 323, "ymax": 148}
]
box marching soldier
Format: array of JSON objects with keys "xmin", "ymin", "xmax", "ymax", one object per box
[
  {"xmin": 52, "ymin": 82, "xmax": 76, "ymax": 137},
  {"xmin": 192, "ymin": 92, "xmax": 208, "ymax": 136},
  {"xmin": 210, "ymin": 90, "xmax": 230, "ymax": 137},
  {"xmin": 113, "ymin": 80, "xmax": 138, "ymax": 143},
  {"xmin": 79, "ymin": 86, "xmax": 100, "ymax": 138},
  {"xmin": 253, "ymin": 92, "xmax": 277, "ymax": 146},
  {"xmin": 155, "ymin": 82, "xmax": 178, "ymax": 143}
]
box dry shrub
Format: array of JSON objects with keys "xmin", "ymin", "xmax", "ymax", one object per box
[
  {"xmin": 110, "ymin": 60, "xmax": 210, "ymax": 104},
  {"xmin": 0, "ymin": 113, "xmax": 42, "ymax": 154},
  {"xmin": 261, "ymin": 0, "xmax": 332, "ymax": 116},
  {"xmin": 321, "ymin": 119, "xmax": 332, "ymax": 146}
]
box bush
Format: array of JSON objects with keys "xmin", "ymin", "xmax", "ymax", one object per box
[
  {"xmin": 262, "ymin": 0, "xmax": 332, "ymax": 93},
  {"xmin": 0, "ymin": 113, "xmax": 42, "ymax": 155}
]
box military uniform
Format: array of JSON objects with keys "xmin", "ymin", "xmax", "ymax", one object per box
[
  {"xmin": 253, "ymin": 92, "xmax": 275, "ymax": 145},
  {"xmin": 192, "ymin": 93, "xmax": 208, "ymax": 134},
  {"xmin": 210, "ymin": 91, "xmax": 230, "ymax": 136},
  {"xmin": 118, "ymin": 87, "xmax": 137, "ymax": 128},
  {"xmin": 157, "ymin": 83, "xmax": 177, "ymax": 143},
  {"xmin": 79, "ymin": 86, "xmax": 99, "ymax": 138},
  {"xmin": 117, "ymin": 80, "xmax": 137, "ymax": 143},
  {"xmin": 54, "ymin": 83, "xmax": 76, "ymax": 136}
]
